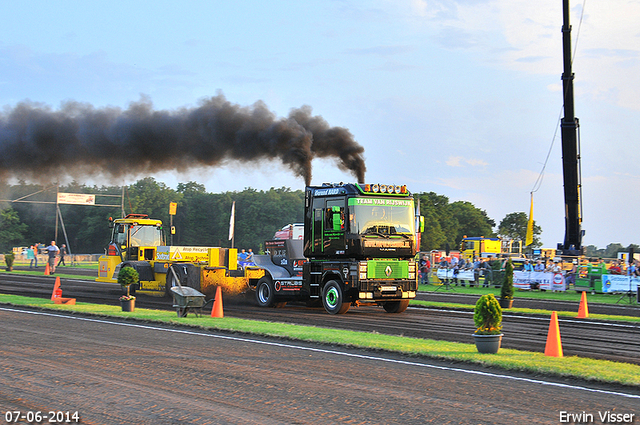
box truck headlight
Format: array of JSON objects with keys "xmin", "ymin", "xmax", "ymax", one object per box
[
  {"xmin": 359, "ymin": 261, "xmax": 367, "ymax": 280},
  {"xmin": 408, "ymin": 262, "xmax": 416, "ymax": 279}
]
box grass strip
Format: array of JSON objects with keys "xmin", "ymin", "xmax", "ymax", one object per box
[
  {"xmin": 411, "ymin": 300, "xmax": 640, "ymax": 323},
  {"xmin": 1, "ymin": 294, "xmax": 639, "ymax": 388}
]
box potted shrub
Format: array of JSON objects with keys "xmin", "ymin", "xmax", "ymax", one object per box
[
  {"xmin": 500, "ymin": 259, "xmax": 514, "ymax": 308},
  {"xmin": 117, "ymin": 266, "xmax": 139, "ymax": 312},
  {"xmin": 473, "ymin": 294, "xmax": 503, "ymax": 354},
  {"xmin": 4, "ymin": 252, "xmax": 15, "ymax": 271}
]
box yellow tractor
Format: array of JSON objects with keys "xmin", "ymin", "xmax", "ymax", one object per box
[{"xmin": 96, "ymin": 214, "xmax": 264, "ymax": 298}]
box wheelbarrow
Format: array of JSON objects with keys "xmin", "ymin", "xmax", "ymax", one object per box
[{"xmin": 169, "ymin": 267, "xmax": 212, "ymax": 317}]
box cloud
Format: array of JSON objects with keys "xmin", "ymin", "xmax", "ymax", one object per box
[
  {"xmin": 445, "ymin": 156, "xmax": 487, "ymax": 168},
  {"xmin": 407, "ymin": 0, "xmax": 640, "ymax": 110}
]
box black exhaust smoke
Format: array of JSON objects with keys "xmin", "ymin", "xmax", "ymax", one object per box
[{"xmin": 0, "ymin": 94, "xmax": 366, "ymax": 186}]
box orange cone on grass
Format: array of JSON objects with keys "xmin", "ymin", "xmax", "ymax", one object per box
[
  {"xmin": 544, "ymin": 311, "xmax": 563, "ymax": 357},
  {"xmin": 50, "ymin": 276, "xmax": 76, "ymax": 305},
  {"xmin": 44, "ymin": 263, "xmax": 50, "ymax": 275},
  {"xmin": 51, "ymin": 276, "xmax": 62, "ymax": 300},
  {"xmin": 211, "ymin": 286, "xmax": 223, "ymax": 318},
  {"xmin": 577, "ymin": 291, "xmax": 589, "ymax": 318}
]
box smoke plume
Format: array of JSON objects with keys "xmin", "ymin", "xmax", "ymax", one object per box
[{"xmin": 0, "ymin": 94, "xmax": 366, "ymax": 186}]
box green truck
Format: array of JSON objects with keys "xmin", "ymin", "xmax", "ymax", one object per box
[{"xmin": 253, "ymin": 182, "xmax": 423, "ymax": 314}]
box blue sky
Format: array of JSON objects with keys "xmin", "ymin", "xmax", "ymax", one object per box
[{"xmin": 1, "ymin": 0, "xmax": 639, "ymax": 249}]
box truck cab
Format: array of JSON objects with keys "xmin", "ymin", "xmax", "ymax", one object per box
[{"xmin": 254, "ymin": 183, "xmax": 422, "ymax": 314}]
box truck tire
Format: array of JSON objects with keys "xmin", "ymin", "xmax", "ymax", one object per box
[
  {"xmin": 255, "ymin": 276, "xmax": 275, "ymax": 307},
  {"xmin": 383, "ymin": 299, "xmax": 409, "ymax": 313},
  {"xmin": 322, "ymin": 280, "xmax": 350, "ymax": 314}
]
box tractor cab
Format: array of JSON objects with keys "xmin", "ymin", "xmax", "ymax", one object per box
[{"xmin": 106, "ymin": 214, "xmax": 165, "ymax": 262}]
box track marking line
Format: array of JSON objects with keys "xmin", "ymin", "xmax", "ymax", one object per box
[{"xmin": 2, "ymin": 306, "xmax": 639, "ymax": 400}]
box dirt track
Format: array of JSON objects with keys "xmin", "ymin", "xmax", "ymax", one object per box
[
  {"xmin": 2, "ymin": 307, "xmax": 639, "ymax": 425},
  {"xmin": 1, "ymin": 270, "xmax": 640, "ymax": 365}
]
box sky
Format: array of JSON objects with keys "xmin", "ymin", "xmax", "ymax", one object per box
[{"xmin": 1, "ymin": 0, "xmax": 639, "ymax": 249}]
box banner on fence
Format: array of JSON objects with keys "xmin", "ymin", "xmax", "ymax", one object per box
[
  {"xmin": 601, "ymin": 274, "xmax": 640, "ymax": 293},
  {"xmin": 514, "ymin": 271, "xmax": 565, "ymax": 291}
]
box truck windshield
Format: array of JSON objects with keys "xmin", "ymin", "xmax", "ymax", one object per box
[
  {"xmin": 114, "ymin": 224, "xmax": 164, "ymax": 247},
  {"xmin": 348, "ymin": 198, "xmax": 415, "ymax": 236}
]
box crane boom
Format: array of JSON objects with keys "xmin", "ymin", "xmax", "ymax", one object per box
[{"xmin": 558, "ymin": 0, "xmax": 583, "ymax": 256}]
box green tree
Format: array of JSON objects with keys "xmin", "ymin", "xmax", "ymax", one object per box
[
  {"xmin": 449, "ymin": 201, "xmax": 495, "ymax": 244},
  {"xmin": 415, "ymin": 192, "xmax": 497, "ymax": 252},
  {"xmin": 0, "ymin": 208, "xmax": 28, "ymax": 252},
  {"xmin": 498, "ymin": 212, "xmax": 542, "ymax": 248},
  {"xmin": 584, "ymin": 245, "xmax": 603, "ymax": 258},
  {"xmin": 603, "ymin": 243, "xmax": 624, "ymax": 259},
  {"xmin": 126, "ymin": 177, "xmax": 183, "ymax": 233}
]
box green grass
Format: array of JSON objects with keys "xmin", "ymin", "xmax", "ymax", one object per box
[
  {"xmin": 1, "ymin": 293, "xmax": 639, "ymax": 388},
  {"xmin": 411, "ymin": 300, "xmax": 640, "ymax": 323},
  {"xmin": 12, "ymin": 261, "xmax": 99, "ymax": 270}
]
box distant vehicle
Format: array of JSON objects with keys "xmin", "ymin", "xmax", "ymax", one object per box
[{"xmin": 274, "ymin": 223, "xmax": 304, "ymax": 240}]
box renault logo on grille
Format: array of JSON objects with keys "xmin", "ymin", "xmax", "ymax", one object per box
[{"xmin": 385, "ymin": 265, "xmax": 393, "ymax": 277}]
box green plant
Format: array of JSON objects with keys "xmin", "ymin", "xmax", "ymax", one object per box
[
  {"xmin": 4, "ymin": 252, "xmax": 15, "ymax": 270},
  {"xmin": 474, "ymin": 294, "xmax": 502, "ymax": 335},
  {"xmin": 117, "ymin": 266, "xmax": 139, "ymax": 300},
  {"xmin": 501, "ymin": 258, "xmax": 514, "ymax": 300}
]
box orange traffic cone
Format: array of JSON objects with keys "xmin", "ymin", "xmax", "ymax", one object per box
[
  {"xmin": 50, "ymin": 276, "xmax": 76, "ymax": 305},
  {"xmin": 44, "ymin": 263, "xmax": 50, "ymax": 275},
  {"xmin": 51, "ymin": 276, "xmax": 61, "ymax": 300},
  {"xmin": 544, "ymin": 311, "xmax": 563, "ymax": 357},
  {"xmin": 211, "ymin": 286, "xmax": 223, "ymax": 318},
  {"xmin": 577, "ymin": 291, "xmax": 589, "ymax": 318}
]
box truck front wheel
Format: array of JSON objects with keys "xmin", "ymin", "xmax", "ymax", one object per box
[
  {"xmin": 322, "ymin": 280, "xmax": 350, "ymax": 314},
  {"xmin": 255, "ymin": 277, "xmax": 275, "ymax": 307},
  {"xmin": 383, "ymin": 300, "xmax": 410, "ymax": 313}
]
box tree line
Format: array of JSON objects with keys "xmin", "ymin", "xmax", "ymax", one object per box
[{"xmin": 7, "ymin": 178, "xmax": 632, "ymax": 257}]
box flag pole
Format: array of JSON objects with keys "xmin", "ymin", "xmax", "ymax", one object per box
[
  {"xmin": 525, "ymin": 192, "xmax": 534, "ymax": 248},
  {"xmin": 228, "ymin": 201, "xmax": 236, "ymax": 248}
]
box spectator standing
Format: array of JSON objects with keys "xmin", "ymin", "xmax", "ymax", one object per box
[
  {"xmin": 419, "ymin": 254, "xmax": 430, "ymax": 285},
  {"xmin": 480, "ymin": 260, "xmax": 492, "ymax": 287},
  {"xmin": 27, "ymin": 246, "xmax": 35, "ymax": 268},
  {"xmin": 472, "ymin": 258, "xmax": 481, "ymax": 287},
  {"xmin": 45, "ymin": 241, "xmax": 59, "ymax": 274},
  {"xmin": 57, "ymin": 244, "xmax": 67, "ymax": 267},
  {"xmin": 523, "ymin": 260, "xmax": 534, "ymax": 272},
  {"xmin": 609, "ymin": 260, "xmax": 622, "ymax": 275},
  {"xmin": 33, "ymin": 243, "xmax": 41, "ymax": 268},
  {"xmin": 534, "ymin": 259, "xmax": 545, "ymax": 272},
  {"xmin": 238, "ymin": 249, "xmax": 248, "ymax": 261}
]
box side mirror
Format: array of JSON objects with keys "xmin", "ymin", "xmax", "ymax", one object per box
[{"xmin": 419, "ymin": 216, "xmax": 425, "ymax": 233}]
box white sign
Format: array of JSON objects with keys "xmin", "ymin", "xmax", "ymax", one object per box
[
  {"xmin": 435, "ymin": 268, "xmax": 567, "ymax": 291},
  {"xmin": 514, "ymin": 271, "xmax": 566, "ymax": 291},
  {"xmin": 436, "ymin": 269, "xmax": 475, "ymax": 282},
  {"xmin": 601, "ymin": 274, "xmax": 640, "ymax": 293},
  {"xmin": 57, "ymin": 192, "xmax": 96, "ymax": 205}
]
